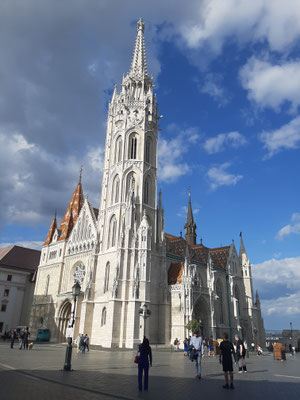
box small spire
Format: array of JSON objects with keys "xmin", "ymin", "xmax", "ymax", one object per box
[
  {"xmin": 79, "ymin": 165, "xmax": 83, "ymax": 184},
  {"xmin": 200, "ymin": 238, "xmax": 203, "ymax": 245},
  {"xmin": 128, "ymin": 18, "xmax": 148, "ymax": 78},
  {"xmin": 185, "ymin": 187, "xmax": 197, "ymax": 246},
  {"xmin": 137, "ymin": 17, "xmax": 144, "ymax": 33}
]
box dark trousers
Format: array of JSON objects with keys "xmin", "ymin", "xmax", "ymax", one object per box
[
  {"xmin": 10, "ymin": 339, "xmax": 14, "ymax": 349},
  {"xmin": 138, "ymin": 363, "xmax": 149, "ymax": 390}
]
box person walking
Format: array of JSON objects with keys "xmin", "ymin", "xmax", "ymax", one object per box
[
  {"xmin": 190, "ymin": 331, "xmax": 204, "ymax": 379},
  {"xmin": 137, "ymin": 338, "xmax": 152, "ymax": 391},
  {"xmin": 219, "ymin": 332, "xmax": 235, "ymax": 389},
  {"xmin": 84, "ymin": 334, "xmax": 89, "ymax": 352},
  {"xmin": 235, "ymin": 334, "xmax": 247, "ymax": 373}
]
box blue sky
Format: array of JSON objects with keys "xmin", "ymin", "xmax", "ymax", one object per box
[{"xmin": 0, "ymin": 0, "xmax": 300, "ymax": 330}]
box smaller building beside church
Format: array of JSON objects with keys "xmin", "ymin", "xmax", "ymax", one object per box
[{"xmin": 0, "ymin": 245, "xmax": 40, "ymax": 335}]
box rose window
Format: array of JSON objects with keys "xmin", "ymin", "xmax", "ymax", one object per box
[{"xmin": 73, "ymin": 263, "xmax": 86, "ymax": 285}]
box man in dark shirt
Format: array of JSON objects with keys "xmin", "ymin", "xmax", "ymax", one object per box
[{"xmin": 219, "ymin": 332, "xmax": 234, "ymax": 389}]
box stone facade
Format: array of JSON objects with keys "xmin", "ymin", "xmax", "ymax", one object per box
[{"xmin": 30, "ymin": 19, "xmax": 266, "ymax": 348}]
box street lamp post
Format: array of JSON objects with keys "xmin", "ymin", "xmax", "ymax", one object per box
[
  {"xmin": 139, "ymin": 303, "xmax": 151, "ymax": 339},
  {"xmin": 63, "ymin": 281, "xmax": 81, "ymax": 371}
]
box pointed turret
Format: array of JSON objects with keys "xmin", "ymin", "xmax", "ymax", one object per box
[
  {"xmin": 44, "ymin": 213, "xmax": 57, "ymax": 245},
  {"xmin": 184, "ymin": 188, "xmax": 197, "ymax": 246},
  {"xmin": 128, "ymin": 18, "xmax": 148, "ymax": 79},
  {"xmin": 239, "ymin": 232, "xmax": 249, "ymax": 265},
  {"xmin": 255, "ymin": 290, "xmax": 261, "ymax": 307},
  {"xmin": 58, "ymin": 171, "xmax": 84, "ymax": 241}
]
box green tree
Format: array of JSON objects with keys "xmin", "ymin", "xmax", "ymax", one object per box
[{"xmin": 185, "ymin": 319, "xmax": 199, "ymax": 333}]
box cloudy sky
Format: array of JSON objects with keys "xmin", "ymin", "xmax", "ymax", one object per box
[{"xmin": 1, "ymin": 0, "xmax": 300, "ymax": 330}]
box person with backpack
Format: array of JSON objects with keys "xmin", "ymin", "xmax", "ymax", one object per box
[
  {"xmin": 137, "ymin": 338, "xmax": 152, "ymax": 391},
  {"xmin": 235, "ymin": 334, "xmax": 247, "ymax": 373}
]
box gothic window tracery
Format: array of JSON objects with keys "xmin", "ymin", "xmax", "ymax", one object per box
[
  {"xmin": 145, "ymin": 137, "xmax": 151, "ymax": 163},
  {"xmin": 108, "ymin": 215, "xmax": 117, "ymax": 248},
  {"xmin": 129, "ymin": 134, "xmax": 137, "ymax": 159},
  {"xmin": 73, "ymin": 263, "xmax": 86, "ymax": 285},
  {"xmin": 104, "ymin": 262, "xmax": 110, "ymax": 293},
  {"xmin": 111, "ymin": 175, "xmax": 120, "ymax": 205},
  {"xmin": 144, "ymin": 176, "xmax": 152, "ymax": 205},
  {"xmin": 115, "ymin": 136, "xmax": 122, "ymax": 163}
]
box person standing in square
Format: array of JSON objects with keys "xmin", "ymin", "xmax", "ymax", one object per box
[{"xmin": 219, "ymin": 332, "xmax": 234, "ymax": 389}]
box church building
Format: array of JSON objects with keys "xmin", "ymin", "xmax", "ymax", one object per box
[{"xmin": 30, "ymin": 19, "xmax": 266, "ymax": 348}]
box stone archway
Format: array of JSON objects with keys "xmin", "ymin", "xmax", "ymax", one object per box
[
  {"xmin": 192, "ymin": 296, "xmax": 211, "ymax": 339},
  {"xmin": 57, "ymin": 301, "xmax": 72, "ymax": 342}
]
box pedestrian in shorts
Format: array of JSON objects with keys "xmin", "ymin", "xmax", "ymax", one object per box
[{"xmin": 219, "ymin": 332, "xmax": 234, "ymax": 389}]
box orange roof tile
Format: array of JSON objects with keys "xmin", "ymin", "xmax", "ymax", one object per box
[
  {"xmin": 168, "ymin": 262, "xmax": 184, "ymax": 285},
  {"xmin": 58, "ymin": 182, "xmax": 83, "ymax": 241},
  {"xmin": 44, "ymin": 217, "xmax": 57, "ymax": 245}
]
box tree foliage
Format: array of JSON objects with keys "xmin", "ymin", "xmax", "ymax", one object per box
[{"xmin": 185, "ymin": 319, "xmax": 199, "ymax": 333}]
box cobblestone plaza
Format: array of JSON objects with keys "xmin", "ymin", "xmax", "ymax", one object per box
[{"xmin": 0, "ymin": 343, "xmax": 299, "ymax": 400}]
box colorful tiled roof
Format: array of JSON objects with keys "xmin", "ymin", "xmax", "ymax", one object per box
[
  {"xmin": 58, "ymin": 182, "xmax": 84, "ymax": 241},
  {"xmin": 168, "ymin": 262, "xmax": 184, "ymax": 285},
  {"xmin": 210, "ymin": 246, "xmax": 231, "ymax": 269},
  {"xmin": 44, "ymin": 216, "xmax": 57, "ymax": 245},
  {"xmin": 165, "ymin": 233, "xmax": 230, "ymax": 270}
]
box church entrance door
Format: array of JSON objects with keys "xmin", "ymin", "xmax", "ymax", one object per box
[
  {"xmin": 57, "ymin": 301, "xmax": 72, "ymax": 342},
  {"xmin": 192, "ymin": 296, "xmax": 210, "ymax": 339}
]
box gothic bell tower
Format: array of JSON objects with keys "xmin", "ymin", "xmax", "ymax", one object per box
[{"xmin": 93, "ymin": 18, "xmax": 164, "ymax": 348}]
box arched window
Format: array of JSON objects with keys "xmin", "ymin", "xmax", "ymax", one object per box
[
  {"xmin": 108, "ymin": 215, "xmax": 117, "ymax": 248},
  {"xmin": 111, "ymin": 175, "xmax": 120, "ymax": 205},
  {"xmin": 144, "ymin": 177, "xmax": 151, "ymax": 205},
  {"xmin": 145, "ymin": 137, "xmax": 151, "ymax": 163},
  {"xmin": 115, "ymin": 136, "xmax": 122, "ymax": 163},
  {"xmin": 129, "ymin": 134, "xmax": 137, "ymax": 159},
  {"xmin": 104, "ymin": 262, "xmax": 110, "ymax": 293},
  {"xmin": 45, "ymin": 275, "xmax": 50, "ymax": 296},
  {"xmin": 101, "ymin": 307, "xmax": 107, "ymax": 326}
]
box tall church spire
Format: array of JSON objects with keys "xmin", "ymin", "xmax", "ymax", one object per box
[
  {"xmin": 185, "ymin": 188, "xmax": 197, "ymax": 245},
  {"xmin": 128, "ymin": 18, "xmax": 148, "ymax": 79}
]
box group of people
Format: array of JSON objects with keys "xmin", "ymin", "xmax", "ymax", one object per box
[
  {"xmin": 8, "ymin": 327, "xmax": 31, "ymax": 350},
  {"xmin": 75, "ymin": 333, "xmax": 90, "ymax": 353},
  {"xmin": 137, "ymin": 332, "xmax": 248, "ymax": 391}
]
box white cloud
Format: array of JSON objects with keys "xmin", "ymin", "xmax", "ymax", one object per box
[
  {"xmin": 252, "ymin": 256, "xmax": 300, "ymax": 316},
  {"xmin": 276, "ymin": 213, "xmax": 300, "ymax": 240},
  {"xmin": 261, "ymin": 291, "xmax": 300, "ymax": 316},
  {"xmin": 197, "ymin": 73, "xmax": 228, "ymax": 107},
  {"xmin": 0, "ymin": 131, "xmax": 105, "ymax": 226},
  {"xmin": 203, "ymin": 131, "xmax": 247, "ymax": 154},
  {"xmin": 0, "ymin": 241, "xmax": 43, "ymax": 251},
  {"xmin": 207, "ymin": 162, "xmax": 242, "ymax": 190},
  {"xmin": 240, "ymin": 58, "xmax": 300, "ymax": 112},
  {"xmin": 179, "ymin": 0, "xmax": 300, "ymax": 53},
  {"xmin": 252, "ymin": 256, "xmax": 300, "ymax": 290},
  {"xmin": 259, "ymin": 116, "xmax": 300, "ymax": 157},
  {"xmin": 158, "ymin": 125, "xmax": 199, "ymax": 182}
]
